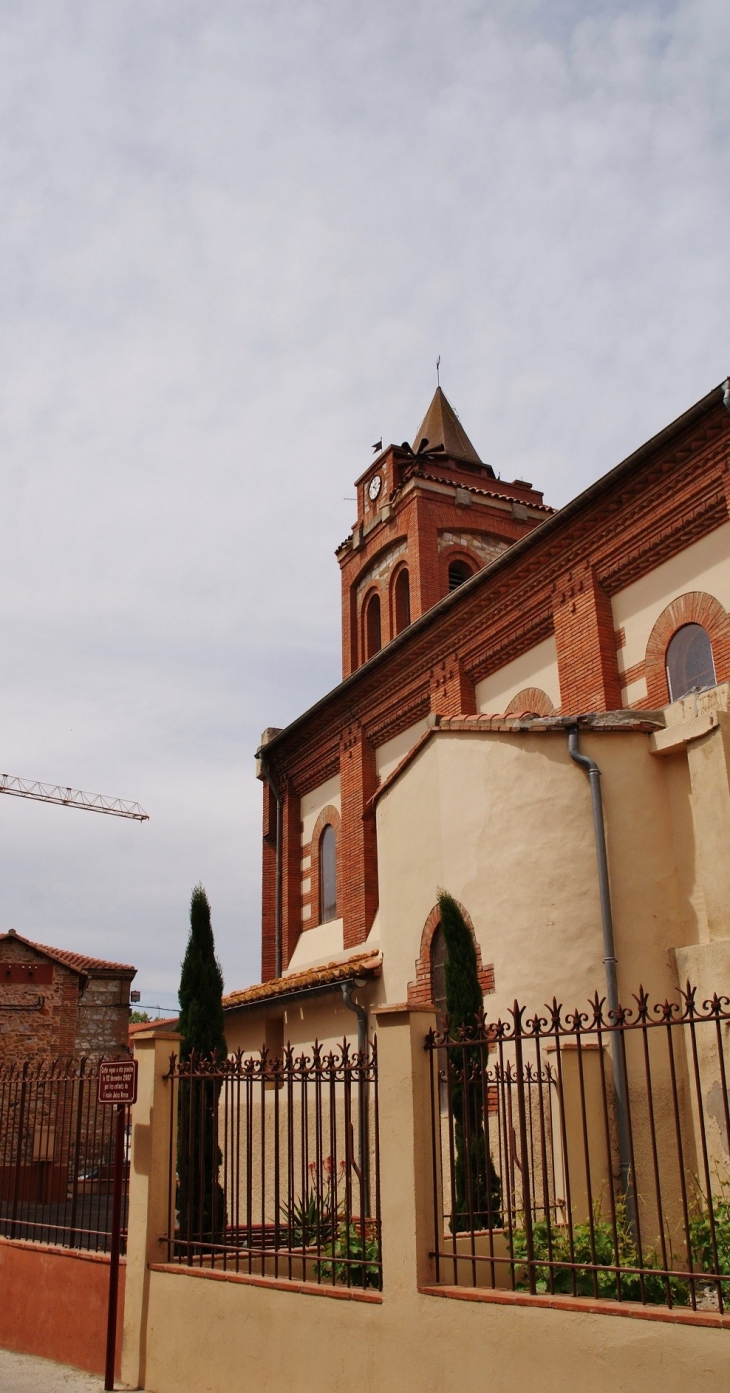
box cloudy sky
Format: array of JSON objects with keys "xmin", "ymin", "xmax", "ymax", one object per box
[{"xmin": 0, "ymin": 0, "xmax": 727, "ymax": 1008}]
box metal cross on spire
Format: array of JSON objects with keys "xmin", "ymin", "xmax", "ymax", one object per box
[{"xmin": 436, "ymin": 355, "xmax": 441, "ymax": 386}]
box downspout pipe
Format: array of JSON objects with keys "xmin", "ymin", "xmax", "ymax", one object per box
[
  {"xmin": 261, "ymin": 754, "xmax": 283, "ymax": 980},
  {"xmin": 341, "ymin": 980, "xmax": 368, "ymax": 1058},
  {"xmin": 567, "ymin": 727, "xmax": 634, "ymax": 1222},
  {"xmin": 341, "ymin": 980, "xmax": 369, "ymax": 1216}
]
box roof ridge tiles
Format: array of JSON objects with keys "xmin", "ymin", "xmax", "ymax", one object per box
[
  {"xmin": 223, "ymin": 949, "xmax": 382, "ymax": 1011},
  {"xmin": 0, "ymin": 930, "xmax": 136, "ymax": 975}
]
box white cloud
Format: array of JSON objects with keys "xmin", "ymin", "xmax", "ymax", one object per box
[{"xmin": 0, "ymin": 0, "xmax": 727, "ymax": 995}]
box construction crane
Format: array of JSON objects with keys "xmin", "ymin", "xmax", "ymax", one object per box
[{"xmin": 0, "ymin": 773, "xmax": 148, "ymax": 821}]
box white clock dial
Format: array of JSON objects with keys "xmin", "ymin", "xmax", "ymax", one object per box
[{"xmin": 368, "ymin": 474, "xmax": 382, "ymax": 501}]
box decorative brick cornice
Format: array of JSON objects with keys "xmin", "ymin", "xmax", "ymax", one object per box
[
  {"xmin": 644, "ymin": 591, "xmax": 730, "ymax": 708},
  {"xmin": 467, "ymin": 608, "xmax": 555, "ymax": 686},
  {"xmin": 363, "ymin": 682, "xmax": 431, "ymax": 747},
  {"xmin": 407, "ymin": 902, "xmax": 495, "ymax": 1008},
  {"xmin": 598, "ymin": 489, "xmax": 727, "ymax": 597}
]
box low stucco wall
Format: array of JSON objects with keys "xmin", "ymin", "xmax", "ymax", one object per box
[
  {"xmin": 0, "ymin": 1237, "xmax": 124, "ymax": 1376},
  {"xmin": 140, "ymin": 1265, "xmax": 728, "ymax": 1393}
]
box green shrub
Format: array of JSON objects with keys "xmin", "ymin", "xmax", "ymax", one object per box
[
  {"xmin": 281, "ymin": 1188, "xmax": 336, "ymax": 1247},
  {"xmin": 511, "ymin": 1205, "xmax": 689, "ymax": 1306},
  {"xmin": 689, "ymin": 1183, "xmax": 730, "ymax": 1279},
  {"xmin": 317, "ymin": 1222, "xmax": 381, "ymax": 1289}
]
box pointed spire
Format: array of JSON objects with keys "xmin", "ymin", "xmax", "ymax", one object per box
[{"xmin": 412, "ymin": 387, "xmax": 482, "ymax": 465}]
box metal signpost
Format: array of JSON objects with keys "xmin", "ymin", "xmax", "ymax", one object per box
[{"xmin": 98, "ymin": 1059, "xmax": 138, "ymax": 1392}]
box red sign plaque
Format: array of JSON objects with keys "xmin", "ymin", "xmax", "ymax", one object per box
[{"xmin": 98, "ymin": 1059, "xmax": 138, "ymax": 1105}]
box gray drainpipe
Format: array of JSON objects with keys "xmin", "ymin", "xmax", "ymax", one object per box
[
  {"xmin": 567, "ymin": 727, "xmax": 634, "ymax": 1223},
  {"xmin": 341, "ymin": 980, "xmax": 370, "ymax": 1216},
  {"xmin": 261, "ymin": 754, "xmax": 283, "ymax": 980}
]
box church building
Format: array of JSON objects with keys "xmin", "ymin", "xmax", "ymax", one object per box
[{"xmin": 223, "ymin": 379, "xmax": 730, "ymax": 1055}]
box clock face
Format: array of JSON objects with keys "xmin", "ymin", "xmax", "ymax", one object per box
[{"xmin": 368, "ymin": 474, "xmax": 382, "ymax": 502}]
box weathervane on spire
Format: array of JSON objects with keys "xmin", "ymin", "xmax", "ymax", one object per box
[{"xmin": 436, "ymin": 356, "xmax": 441, "ymax": 387}]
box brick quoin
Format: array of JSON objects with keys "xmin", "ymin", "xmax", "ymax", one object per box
[
  {"xmin": 257, "ymin": 386, "xmax": 730, "ymax": 985},
  {"xmin": 553, "ymin": 564, "xmax": 622, "ymax": 711},
  {"xmin": 301, "ymin": 805, "xmax": 342, "ymax": 935},
  {"xmin": 279, "ymin": 783, "xmax": 302, "ymax": 971},
  {"xmin": 429, "ymin": 656, "xmax": 477, "ymax": 717},
  {"xmin": 340, "ymin": 724, "xmax": 378, "ymax": 950}
]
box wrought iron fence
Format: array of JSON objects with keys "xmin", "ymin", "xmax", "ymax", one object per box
[
  {"xmin": 166, "ymin": 1038, "xmax": 381, "ymax": 1290},
  {"xmin": 426, "ymin": 984, "xmax": 730, "ymax": 1312},
  {"xmin": 0, "ymin": 1057, "xmax": 130, "ymax": 1252}
]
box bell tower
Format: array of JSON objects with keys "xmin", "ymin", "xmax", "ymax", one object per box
[{"xmin": 336, "ymin": 387, "xmax": 552, "ymax": 677}]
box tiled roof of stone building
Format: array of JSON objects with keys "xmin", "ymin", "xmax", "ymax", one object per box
[
  {"xmin": 0, "ymin": 929, "xmax": 136, "ymax": 977},
  {"xmin": 223, "ymin": 949, "xmax": 382, "ymax": 1011},
  {"xmin": 128, "ymin": 1015, "xmax": 178, "ymax": 1041}
]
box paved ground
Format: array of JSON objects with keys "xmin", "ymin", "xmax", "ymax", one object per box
[{"xmin": 0, "ymin": 1350, "xmax": 104, "ymax": 1392}]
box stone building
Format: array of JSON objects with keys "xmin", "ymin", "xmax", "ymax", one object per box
[{"xmin": 0, "ymin": 928, "xmax": 136, "ymax": 1059}]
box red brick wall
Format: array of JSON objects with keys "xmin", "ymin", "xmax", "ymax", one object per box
[
  {"xmin": 340, "ymin": 723, "xmax": 378, "ymax": 950},
  {"xmin": 429, "ymin": 656, "xmax": 477, "ymax": 717},
  {"xmin": 0, "ymin": 1237, "xmax": 124, "ymax": 1376},
  {"xmin": 0, "ymin": 941, "xmax": 79, "ymax": 1057},
  {"xmin": 340, "ymin": 473, "xmax": 539, "ymax": 677},
  {"xmin": 553, "ymin": 563, "xmax": 622, "ymax": 712}
]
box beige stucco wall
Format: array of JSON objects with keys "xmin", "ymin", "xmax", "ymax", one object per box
[
  {"xmin": 126, "ymin": 1013, "xmax": 729, "ymax": 1393},
  {"xmin": 128, "ymin": 1014, "xmax": 724, "ymax": 1393},
  {"xmin": 612, "ymin": 521, "xmax": 730, "ymax": 701},
  {"xmin": 139, "ymin": 1265, "xmax": 728, "ymax": 1393},
  {"xmin": 286, "ymin": 918, "xmax": 344, "ymax": 972},
  {"xmin": 375, "ymin": 727, "xmax": 691, "ymax": 1017},
  {"xmin": 300, "ymin": 774, "xmax": 341, "ymax": 845},
  {"xmin": 224, "ymin": 980, "xmax": 384, "ymax": 1060},
  {"xmin": 375, "ymin": 718, "xmax": 430, "ymax": 783},
  {"xmin": 474, "ymin": 635, "xmax": 560, "ymax": 714}
]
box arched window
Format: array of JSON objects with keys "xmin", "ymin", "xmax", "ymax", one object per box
[
  {"xmin": 430, "ymin": 925, "xmax": 447, "ymax": 1026},
  {"xmin": 394, "ymin": 568, "xmax": 410, "ymax": 634},
  {"xmin": 319, "ymin": 824, "xmax": 337, "ymax": 923},
  {"xmin": 365, "ymin": 592, "xmax": 381, "ymax": 658},
  {"xmin": 448, "ymin": 560, "xmax": 472, "ymax": 592},
  {"xmin": 666, "ymin": 623, "xmax": 716, "ymax": 703}
]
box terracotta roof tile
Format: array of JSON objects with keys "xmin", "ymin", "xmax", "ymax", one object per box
[
  {"xmin": 223, "ymin": 950, "xmax": 382, "ymax": 1011},
  {"xmin": 129, "ymin": 1015, "xmax": 178, "ymax": 1039},
  {"xmin": 0, "ymin": 930, "xmax": 136, "ymax": 976},
  {"xmin": 413, "ymin": 470, "xmax": 554, "ymax": 512}
]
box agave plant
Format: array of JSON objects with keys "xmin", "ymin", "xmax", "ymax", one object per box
[{"xmin": 281, "ymin": 1157, "xmax": 343, "ymax": 1247}]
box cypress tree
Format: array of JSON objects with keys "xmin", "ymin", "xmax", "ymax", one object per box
[
  {"xmin": 178, "ymin": 884, "xmax": 226, "ymax": 1063},
  {"xmin": 437, "ymin": 889, "xmax": 501, "ymax": 1231},
  {"xmin": 177, "ymin": 885, "xmax": 227, "ymax": 1247}
]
